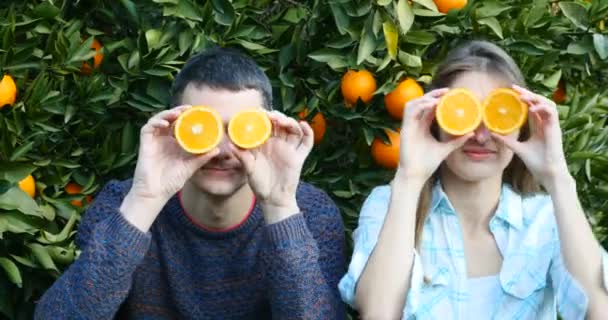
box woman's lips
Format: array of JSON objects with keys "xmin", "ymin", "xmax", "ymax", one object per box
[{"xmin": 462, "ymin": 148, "xmax": 496, "ymax": 161}]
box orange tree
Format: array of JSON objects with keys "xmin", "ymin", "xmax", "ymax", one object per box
[{"xmin": 1, "ymin": 0, "xmax": 607, "ymax": 318}]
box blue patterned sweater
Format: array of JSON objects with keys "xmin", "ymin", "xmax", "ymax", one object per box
[{"xmin": 34, "ymin": 179, "xmax": 346, "ymax": 319}]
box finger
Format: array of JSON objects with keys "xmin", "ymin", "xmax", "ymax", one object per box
[
  {"xmin": 229, "ymin": 144, "xmax": 256, "ymax": 176},
  {"xmin": 151, "ymin": 105, "xmax": 192, "ymax": 124},
  {"xmin": 185, "ymin": 148, "xmax": 220, "ymax": 171},
  {"xmin": 141, "ymin": 118, "xmax": 171, "ymax": 135},
  {"xmin": 511, "ymin": 84, "xmax": 536, "ymax": 97},
  {"xmin": 268, "ymin": 111, "xmax": 289, "ymax": 140},
  {"xmin": 298, "ymin": 121, "xmax": 314, "ymax": 152},
  {"xmin": 423, "ymin": 104, "xmax": 438, "ymax": 126},
  {"xmin": 404, "ymin": 99, "xmax": 439, "ymax": 122},
  {"xmin": 276, "ymin": 112, "xmax": 304, "ymax": 144},
  {"xmin": 491, "ymin": 132, "xmax": 524, "ymax": 154},
  {"xmin": 426, "ymin": 88, "xmax": 450, "ymax": 98},
  {"xmin": 278, "ymin": 115, "xmax": 303, "ymax": 145}
]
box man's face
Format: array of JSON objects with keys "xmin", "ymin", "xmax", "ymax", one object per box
[{"xmin": 179, "ymin": 83, "xmax": 266, "ymax": 197}]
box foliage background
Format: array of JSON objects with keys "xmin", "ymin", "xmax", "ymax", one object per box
[{"xmin": 0, "ymin": 0, "xmax": 607, "ymax": 318}]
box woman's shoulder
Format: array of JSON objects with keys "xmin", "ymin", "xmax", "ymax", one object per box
[{"xmin": 518, "ymin": 191, "xmax": 556, "ymax": 229}]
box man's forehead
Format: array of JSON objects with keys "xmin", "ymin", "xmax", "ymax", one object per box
[{"xmin": 178, "ymin": 83, "xmax": 266, "ymax": 120}]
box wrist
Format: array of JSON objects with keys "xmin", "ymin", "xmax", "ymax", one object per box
[
  {"xmin": 260, "ymin": 198, "xmax": 300, "ymax": 225},
  {"xmin": 120, "ymin": 190, "xmax": 168, "ymax": 232},
  {"xmin": 394, "ymin": 168, "xmax": 428, "ymax": 188},
  {"xmin": 544, "ymin": 172, "xmax": 576, "ymax": 195}
]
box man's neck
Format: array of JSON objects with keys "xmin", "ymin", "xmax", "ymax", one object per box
[{"xmin": 180, "ymin": 182, "xmax": 255, "ymax": 231}]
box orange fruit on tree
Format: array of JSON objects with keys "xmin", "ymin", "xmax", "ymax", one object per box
[
  {"xmin": 436, "ymin": 88, "xmax": 482, "ymax": 136},
  {"xmin": 0, "ymin": 74, "xmax": 17, "ymax": 108},
  {"xmin": 552, "ymin": 80, "xmax": 566, "ymax": 104},
  {"xmin": 384, "ymin": 78, "xmax": 424, "ymax": 119},
  {"xmin": 341, "ymin": 69, "xmax": 377, "ymax": 107},
  {"xmin": 371, "ymin": 129, "xmax": 401, "ymax": 169},
  {"xmin": 434, "ymin": 0, "xmax": 467, "ymax": 13},
  {"xmin": 174, "ymin": 106, "xmax": 224, "ymax": 154},
  {"xmin": 81, "ymin": 38, "xmax": 104, "ymax": 75},
  {"xmin": 298, "ymin": 108, "xmax": 326, "ymax": 145},
  {"xmin": 65, "ymin": 182, "xmax": 93, "ymax": 207},
  {"xmin": 18, "ymin": 175, "xmax": 35, "ymax": 198},
  {"xmin": 482, "ymin": 88, "xmax": 528, "ymax": 135},
  {"xmin": 228, "ymin": 108, "xmax": 272, "ymax": 149}
]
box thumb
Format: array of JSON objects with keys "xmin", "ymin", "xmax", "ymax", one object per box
[
  {"xmin": 229, "ymin": 144, "xmax": 256, "ymax": 176},
  {"xmin": 491, "ymin": 133, "xmax": 524, "ymax": 154},
  {"xmin": 185, "ymin": 148, "xmax": 220, "ymax": 171},
  {"xmin": 445, "ymin": 132, "xmax": 474, "ymax": 150}
]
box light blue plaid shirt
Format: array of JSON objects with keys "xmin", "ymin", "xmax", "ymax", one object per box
[{"xmin": 339, "ymin": 182, "xmax": 608, "ymax": 319}]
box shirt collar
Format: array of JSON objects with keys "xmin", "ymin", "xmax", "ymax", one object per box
[{"xmin": 430, "ymin": 180, "xmax": 523, "ymax": 230}]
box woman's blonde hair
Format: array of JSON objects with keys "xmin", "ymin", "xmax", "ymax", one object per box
[{"xmin": 414, "ymin": 40, "xmax": 542, "ymax": 246}]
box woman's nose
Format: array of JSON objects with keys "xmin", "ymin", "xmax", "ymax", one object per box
[{"xmin": 473, "ymin": 124, "xmax": 491, "ymax": 143}]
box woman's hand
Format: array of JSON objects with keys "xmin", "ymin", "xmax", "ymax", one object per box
[
  {"xmin": 397, "ymin": 88, "xmax": 473, "ymax": 182},
  {"xmin": 491, "ymin": 84, "xmax": 570, "ymax": 190}
]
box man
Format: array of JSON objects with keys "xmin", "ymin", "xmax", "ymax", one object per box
[{"xmin": 35, "ymin": 47, "xmax": 346, "ymax": 319}]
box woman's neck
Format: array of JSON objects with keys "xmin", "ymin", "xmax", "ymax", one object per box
[{"xmin": 439, "ymin": 167, "xmax": 503, "ymax": 233}]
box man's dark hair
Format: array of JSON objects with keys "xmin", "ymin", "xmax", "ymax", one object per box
[{"xmin": 171, "ymin": 47, "xmax": 272, "ymax": 109}]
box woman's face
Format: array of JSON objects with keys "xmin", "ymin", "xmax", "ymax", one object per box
[{"xmin": 439, "ymin": 71, "xmax": 520, "ymax": 182}]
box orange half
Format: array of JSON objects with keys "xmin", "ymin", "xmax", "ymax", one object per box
[
  {"xmin": 174, "ymin": 106, "xmax": 224, "ymax": 154},
  {"xmin": 436, "ymin": 88, "xmax": 483, "ymax": 136},
  {"xmin": 483, "ymin": 88, "xmax": 528, "ymax": 135},
  {"xmin": 228, "ymin": 109, "xmax": 272, "ymax": 149}
]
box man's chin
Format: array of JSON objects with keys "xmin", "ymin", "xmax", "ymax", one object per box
[{"xmin": 189, "ymin": 175, "xmax": 246, "ymax": 198}]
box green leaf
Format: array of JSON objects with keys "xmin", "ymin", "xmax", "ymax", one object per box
[
  {"xmin": 32, "ymin": 2, "xmax": 61, "ymax": 19},
  {"xmin": 145, "ymin": 29, "xmax": 163, "ymax": 49},
  {"xmin": 478, "ymin": 17, "xmax": 503, "ymax": 39},
  {"xmin": 0, "ymin": 211, "xmax": 40, "ymax": 234},
  {"xmin": 593, "ymin": 34, "xmax": 608, "ymax": 59},
  {"xmin": 120, "ymin": 0, "xmax": 140, "ymax": 23},
  {"xmin": 398, "ymin": 51, "xmax": 422, "ymax": 67},
  {"xmin": 37, "ymin": 213, "xmax": 77, "ymax": 245},
  {"xmin": 403, "ymin": 30, "xmax": 436, "ymax": 45},
  {"xmin": 382, "ymin": 21, "xmax": 399, "ymax": 59},
  {"xmin": 0, "ymin": 258, "xmax": 21, "ymax": 288},
  {"xmin": 377, "ymin": 0, "xmax": 392, "ymax": 6},
  {"xmin": 9, "ymin": 141, "xmax": 34, "ymax": 161},
  {"xmin": 541, "ymin": 69, "xmax": 562, "ymax": 88},
  {"xmin": 212, "ymin": 0, "xmax": 236, "ymax": 26},
  {"xmin": 357, "ymin": 17, "xmax": 377, "ymax": 65},
  {"xmin": 414, "ymin": 8, "xmax": 445, "ymax": 17},
  {"xmin": 559, "ymin": 2, "xmax": 589, "ymax": 30},
  {"xmin": 163, "ymin": 0, "xmax": 203, "ymax": 21},
  {"xmin": 0, "ymin": 188, "xmax": 42, "ymax": 217},
  {"xmin": 326, "ymin": 36, "xmax": 355, "ymax": 49},
  {"xmin": 396, "ymin": 0, "xmax": 414, "ymax": 35},
  {"xmin": 412, "ymin": 0, "xmax": 438, "ymax": 11},
  {"xmin": 475, "ymin": 1, "xmax": 511, "ymax": 18},
  {"xmin": 283, "ymin": 6, "xmax": 308, "ymax": 24},
  {"xmin": 330, "ymin": 3, "xmax": 350, "ymax": 35},
  {"xmin": 28, "ymin": 244, "xmax": 58, "ymax": 272},
  {"xmin": 233, "ymin": 40, "xmax": 278, "ymax": 54},
  {"xmin": 67, "ymin": 37, "xmax": 95, "ymax": 64},
  {"xmin": 279, "ymin": 44, "xmax": 295, "ymax": 70},
  {"xmin": 39, "ymin": 204, "xmax": 56, "ymax": 221},
  {"xmin": 0, "ymin": 163, "xmax": 35, "ymax": 182}
]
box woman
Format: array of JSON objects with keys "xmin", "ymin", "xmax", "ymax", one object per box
[{"xmin": 338, "ymin": 41, "xmax": 608, "ymax": 319}]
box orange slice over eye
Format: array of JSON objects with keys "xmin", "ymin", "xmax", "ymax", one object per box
[
  {"xmin": 174, "ymin": 106, "xmax": 224, "ymax": 154},
  {"xmin": 228, "ymin": 109, "xmax": 272, "ymax": 149},
  {"xmin": 436, "ymin": 88, "xmax": 483, "ymax": 136},
  {"xmin": 483, "ymin": 88, "xmax": 528, "ymax": 135}
]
